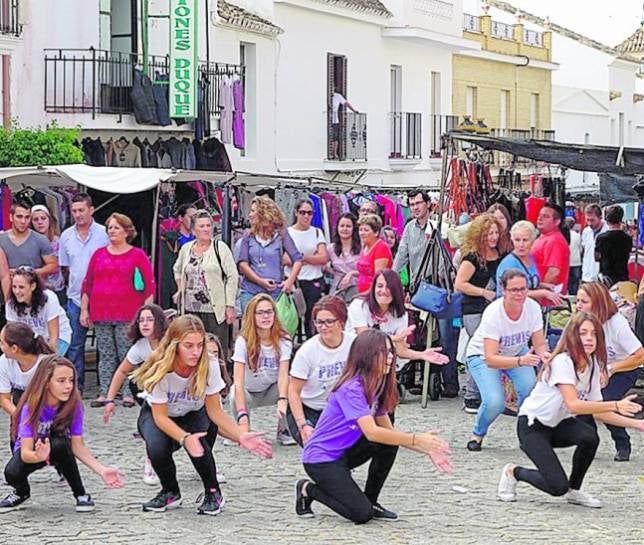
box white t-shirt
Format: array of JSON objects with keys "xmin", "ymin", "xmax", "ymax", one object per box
[
  {"xmin": 0, "ymin": 353, "xmax": 47, "ymax": 393},
  {"xmin": 466, "ymin": 298, "xmax": 543, "ymax": 358},
  {"xmin": 290, "ymin": 332, "xmax": 356, "ymax": 410},
  {"xmin": 147, "ymin": 356, "xmax": 225, "ymax": 417},
  {"xmin": 232, "ymin": 336, "xmax": 293, "ymax": 393},
  {"xmin": 519, "ymin": 353, "xmax": 603, "ymax": 427},
  {"xmin": 581, "ymin": 223, "xmax": 607, "ymax": 281},
  {"xmin": 331, "ymin": 92, "xmax": 347, "ymax": 123},
  {"xmin": 126, "ymin": 337, "xmax": 153, "ymax": 366},
  {"xmin": 5, "ymin": 289, "xmax": 72, "ymax": 344},
  {"xmin": 569, "ymin": 230, "xmax": 582, "ymax": 267},
  {"xmin": 603, "ymin": 313, "xmax": 641, "ymax": 365},
  {"xmin": 286, "ymin": 226, "xmax": 326, "ymax": 281}
]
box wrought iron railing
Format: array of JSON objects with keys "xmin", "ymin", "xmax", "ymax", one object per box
[
  {"xmin": 463, "ymin": 13, "xmax": 481, "ymax": 32},
  {"xmin": 44, "ymin": 48, "xmax": 244, "ymax": 121},
  {"xmin": 491, "ymin": 127, "xmax": 555, "ymax": 165},
  {"xmin": 0, "ymin": 0, "xmax": 20, "ymax": 36},
  {"xmin": 491, "ymin": 20, "xmax": 514, "ymax": 39},
  {"xmin": 389, "ymin": 112, "xmax": 421, "ymax": 160},
  {"xmin": 430, "ymin": 114, "xmax": 458, "ymax": 157},
  {"xmin": 327, "ymin": 111, "xmax": 367, "ymax": 162},
  {"xmin": 523, "ymin": 29, "xmax": 543, "ymax": 47}
]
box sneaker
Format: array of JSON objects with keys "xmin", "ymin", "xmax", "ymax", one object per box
[
  {"xmin": 614, "ymin": 447, "xmax": 631, "ymax": 462},
  {"xmin": 466, "ymin": 439, "xmax": 482, "ymax": 452},
  {"xmin": 442, "ymin": 385, "xmax": 459, "ymax": 398},
  {"xmin": 142, "ymin": 490, "xmax": 183, "ymax": 512},
  {"xmin": 277, "ymin": 430, "xmax": 297, "ymax": 446},
  {"xmin": 222, "ymin": 438, "xmax": 236, "ymax": 446},
  {"xmin": 295, "ymin": 479, "xmax": 314, "ymax": 518},
  {"xmin": 497, "ymin": 464, "xmax": 517, "ymax": 502},
  {"xmin": 463, "ymin": 398, "xmax": 481, "ymax": 414},
  {"xmin": 75, "ymin": 494, "xmax": 95, "ymax": 512},
  {"xmin": 217, "ymin": 471, "xmax": 227, "ymax": 484},
  {"xmin": 566, "ymin": 489, "xmax": 602, "ymax": 509},
  {"xmin": 372, "ymin": 502, "xmax": 398, "ymax": 521},
  {"xmin": 196, "ymin": 489, "xmax": 225, "ymax": 516},
  {"xmin": 0, "ymin": 490, "xmax": 29, "ymax": 511},
  {"xmin": 143, "ymin": 458, "xmax": 160, "ymax": 486}
]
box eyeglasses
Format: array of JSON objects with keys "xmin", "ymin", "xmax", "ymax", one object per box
[
  {"xmin": 314, "ymin": 318, "xmax": 337, "ymax": 328},
  {"xmin": 297, "ymin": 210, "xmax": 313, "ymax": 216},
  {"xmin": 255, "ymin": 309, "xmax": 275, "ymax": 317},
  {"xmin": 506, "ymin": 287, "xmax": 528, "ymax": 295},
  {"xmin": 138, "ymin": 317, "xmax": 155, "ymax": 324}
]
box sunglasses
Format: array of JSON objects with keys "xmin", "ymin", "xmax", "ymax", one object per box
[
  {"xmin": 297, "ymin": 210, "xmax": 313, "ymax": 216},
  {"xmin": 15, "ymin": 266, "xmax": 35, "ymax": 274}
]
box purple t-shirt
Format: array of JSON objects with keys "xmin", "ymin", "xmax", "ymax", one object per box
[
  {"xmin": 302, "ymin": 376, "xmax": 385, "ymax": 464},
  {"xmin": 14, "ymin": 402, "xmax": 84, "ymax": 453}
]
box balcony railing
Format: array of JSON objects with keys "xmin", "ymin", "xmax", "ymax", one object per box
[
  {"xmin": 491, "ymin": 128, "xmax": 555, "ymax": 140},
  {"xmin": 327, "ymin": 111, "xmax": 367, "ymax": 162},
  {"xmin": 1, "ymin": 0, "xmax": 20, "ymax": 36},
  {"xmin": 44, "ymin": 48, "xmax": 244, "ymax": 121},
  {"xmin": 491, "ymin": 20, "xmax": 514, "ymax": 40},
  {"xmin": 390, "ymin": 112, "xmax": 421, "ymax": 160},
  {"xmin": 523, "ymin": 29, "xmax": 543, "ymax": 47},
  {"xmin": 463, "ymin": 13, "xmax": 481, "ymax": 32},
  {"xmin": 430, "ymin": 114, "xmax": 458, "ymax": 157}
]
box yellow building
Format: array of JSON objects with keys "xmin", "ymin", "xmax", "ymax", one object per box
[{"xmin": 453, "ymin": 12, "xmax": 558, "ymax": 138}]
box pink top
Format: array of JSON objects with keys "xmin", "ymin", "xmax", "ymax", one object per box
[
  {"xmin": 356, "ymin": 239, "xmax": 393, "ymax": 293},
  {"xmin": 82, "ymin": 247, "xmax": 155, "ymax": 322}
]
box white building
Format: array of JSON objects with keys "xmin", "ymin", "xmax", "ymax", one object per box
[{"xmin": 2, "ymin": 0, "xmax": 477, "ymax": 188}]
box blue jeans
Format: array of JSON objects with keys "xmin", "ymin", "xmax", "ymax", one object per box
[
  {"xmin": 467, "ymin": 354, "xmax": 536, "ymax": 438},
  {"xmin": 437, "ymin": 318, "xmax": 459, "ymax": 390},
  {"xmin": 66, "ymin": 301, "xmax": 88, "ymax": 392}
]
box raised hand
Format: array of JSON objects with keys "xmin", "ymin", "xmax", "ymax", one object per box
[{"xmin": 239, "ymin": 431, "xmax": 273, "ymax": 459}]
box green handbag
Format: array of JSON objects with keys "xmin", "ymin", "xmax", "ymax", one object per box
[{"xmin": 133, "ymin": 266, "xmax": 145, "ymax": 292}]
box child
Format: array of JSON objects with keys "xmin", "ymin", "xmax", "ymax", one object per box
[
  {"xmin": 498, "ymin": 312, "xmax": 644, "ymax": 508},
  {"xmin": 0, "ymin": 356, "xmax": 124, "ymax": 512}
]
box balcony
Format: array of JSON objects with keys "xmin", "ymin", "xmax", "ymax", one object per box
[
  {"xmin": 389, "ymin": 112, "xmax": 421, "ymax": 161},
  {"xmin": 523, "ymin": 29, "xmax": 543, "ymax": 47},
  {"xmin": 463, "ymin": 13, "xmax": 481, "ymax": 33},
  {"xmin": 491, "ymin": 128, "xmax": 555, "ymax": 141},
  {"xmin": 0, "ymin": 0, "xmax": 20, "ymax": 36},
  {"xmin": 430, "ymin": 114, "xmax": 458, "ymax": 157},
  {"xmin": 44, "ymin": 48, "xmax": 244, "ymax": 121},
  {"xmin": 491, "ymin": 20, "xmax": 514, "ymax": 40},
  {"xmin": 326, "ymin": 111, "xmax": 367, "ymax": 163}
]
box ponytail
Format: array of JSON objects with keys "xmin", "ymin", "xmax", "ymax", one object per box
[{"xmin": 2, "ymin": 322, "xmax": 54, "ymax": 356}]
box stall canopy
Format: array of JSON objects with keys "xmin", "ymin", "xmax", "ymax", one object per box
[{"xmin": 449, "ymin": 132, "xmax": 644, "ymax": 176}]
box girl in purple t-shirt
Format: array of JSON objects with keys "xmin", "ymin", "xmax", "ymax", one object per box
[
  {"xmin": 0, "ymin": 356, "xmax": 124, "ymax": 512},
  {"xmin": 295, "ymin": 329, "xmax": 453, "ymax": 523}
]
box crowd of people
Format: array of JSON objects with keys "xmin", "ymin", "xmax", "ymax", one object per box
[{"xmin": 0, "ymin": 190, "xmax": 642, "ymax": 523}]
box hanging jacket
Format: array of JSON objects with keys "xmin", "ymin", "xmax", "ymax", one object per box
[
  {"xmin": 152, "ymin": 72, "xmax": 172, "ymax": 126},
  {"xmin": 131, "ymin": 69, "xmax": 159, "ymax": 125}
]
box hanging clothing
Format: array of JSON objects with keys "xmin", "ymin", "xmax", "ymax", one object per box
[
  {"xmin": 152, "ymin": 72, "xmax": 172, "ymax": 126},
  {"xmin": 232, "ymin": 78, "xmax": 245, "ymax": 150},
  {"xmin": 131, "ymin": 69, "xmax": 159, "ymax": 125},
  {"xmin": 111, "ymin": 140, "xmax": 142, "ymax": 167},
  {"xmin": 219, "ymin": 79, "xmax": 234, "ymax": 144}
]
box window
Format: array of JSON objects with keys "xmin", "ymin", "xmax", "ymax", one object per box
[
  {"xmin": 390, "ymin": 65, "xmax": 402, "ymax": 113},
  {"xmin": 500, "ymin": 90, "xmax": 510, "ymax": 129},
  {"xmin": 99, "ymin": 0, "xmax": 111, "ymax": 51},
  {"xmin": 431, "ymin": 71, "xmax": 441, "ymax": 115},
  {"xmin": 530, "ymin": 93, "xmax": 539, "ymax": 128},
  {"xmin": 466, "ymin": 86, "xmax": 477, "ymax": 118},
  {"xmin": 110, "ymin": 0, "xmax": 137, "ymax": 55}
]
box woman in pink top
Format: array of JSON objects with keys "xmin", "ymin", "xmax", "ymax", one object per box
[
  {"xmin": 356, "ymin": 214, "xmax": 393, "ymax": 293},
  {"xmin": 81, "ymin": 213, "xmax": 155, "ymax": 407}
]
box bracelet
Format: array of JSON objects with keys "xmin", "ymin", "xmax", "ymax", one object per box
[
  {"xmin": 179, "ymin": 433, "xmax": 190, "ymax": 447},
  {"xmin": 236, "ymin": 411, "xmax": 249, "ymax": 423},
  {"xmin": 411, "ymin": 433, "xmax": 416, "ymax": 446},
  {"xmin": 277, "ymin": 397, "xmax": 288, "ymax": 402},
  {"xmin": 517, "ymin": 357, "xmax": 522, "ymax": 367},
  {"xmin": 104, "ymin": 399, "xmax": 115, "ymax": 405},
  {"xmin": 615, "ymin": 401, "xmax": 619, "ymax": 413}
]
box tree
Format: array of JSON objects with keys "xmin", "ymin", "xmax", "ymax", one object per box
[{"xmin": 0, "ymin": 123, "xmax": 84, "ymax": 167}]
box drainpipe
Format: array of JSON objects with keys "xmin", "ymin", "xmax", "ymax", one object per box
[{"xmin": 1, "ymin": 54, "xmax": 9, "ymax": 129}]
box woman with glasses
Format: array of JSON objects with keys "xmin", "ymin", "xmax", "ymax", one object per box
[
  {"xmin": 237, "ymin": 196, "xmax": 303, "ymax": 313},
  {"xmin": 173, "ymin": 209, "xmax": 238, "ymax": 361},
  {"xmin": 495, "ymin": 220, "xmax": 564, "ymax": 305},
  {"xmin": 286, "ymin": 199, "xmax": 328, "ymax": 338},
  {"xmin": 81, "ymin": 213, "xmax": 155, "ymax": 408},
  {"xmin": 465, "ymin": 269, "xmax": 550, "ymax": 452},
  {"xmin": 294, "ymin": 329, "xmax": 453, "ymax": 523},
  {"xmin": 287, "ymin": 296, "xmax": 354, "ymax": 446},
  {"xmin": 229, "ymin": 294, "xmax": 295, "ymax": 446},
  {"xmin": 6, "ymin": 266, "xmax": 72, "ymax": 356}
]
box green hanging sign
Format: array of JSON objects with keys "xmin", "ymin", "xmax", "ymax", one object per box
[{"xmin": 170, "ymin": 0, "xmax": 198, "ymax": 119}]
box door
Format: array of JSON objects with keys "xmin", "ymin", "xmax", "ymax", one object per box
[{"xmin": 327, "ymin": 53, "xmax": 347, "ymax": 159}]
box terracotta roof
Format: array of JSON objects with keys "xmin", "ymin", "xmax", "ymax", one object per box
[
  {"xmin": 314, "ymin": 0, "xmax": 393, "ymax": 18},
  {"xmin": 217, "ymin": 0, "xmax": 284, "ymax": 36},
  {"xmin": 616, "ymin": 24, "xmax": 644, "ymax": 57}
]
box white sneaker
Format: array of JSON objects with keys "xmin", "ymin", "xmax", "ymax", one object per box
[
  {"xmin": 497, "ymin": 463, "xmax": 517, "ymax": 502},
  {"xmin": 143, "ymin": 458, "xmax": 160, "ymax": 486},
  {"xmin": 566, "ymin": 489, "xmax": 602, "ymax": 508},
  {"xmin": 217, "ymin": 471, "xmax": 227, "ymax": 484},
  {"xmin": 277, "ymin": 430, "xmax": 297, "ymax": 446}
]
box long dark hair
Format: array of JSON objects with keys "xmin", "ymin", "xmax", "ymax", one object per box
[
  {"xmin": 127, "ymin": 304, "xmax": 169, "ymax": 343},
  {"xmin": 2, "ymin": 322, "xmax": 54, "ymax": 356},
  {"xmin": 332, "ymin": 213, "xmax": 360, "ymax": 257},
  {"xmin": 332, "ymin": 329, "xmax": 398, "ymax": 413},
  {"xmin": 11, "ymin": 356, "xmax": 82, "ymax": 443},
  {"xmin": 9, "ymin": 268, "xmax": 48, "ymax": 317},
  {"xmin": 366, "ymin": 269, "xmax": 406, "ymax": 318}
]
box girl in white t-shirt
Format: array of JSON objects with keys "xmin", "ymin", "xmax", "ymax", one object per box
[
  {"xmin": 287, "ymin": 295, "xmax": 355, "ymax": 446},
  {"xmin": 131, "ymin": 315, "xmax": 272, "ymax": 515},
  {"xmin": 6, "ymin": 267, "xmax": 72, "ymax": 355},
  {"xmin": 576, "ymin": 281, "xmax": 644, "ymax": 461},
  {"xmin": 498, "ymin": 312, "xmax": 644, "ymax": 508},
  {"xmin": 230, "ymin": 293, "xmax": 294, "ymax": 445}
]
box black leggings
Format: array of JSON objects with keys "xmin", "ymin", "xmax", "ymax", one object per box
[
  {"xmin": 299, "ymin": 278, "xmax": 324, "ymax": 338},
  {"xmin": 303, "ymin": 437, "xmax": 399, "ymax": 524},
  {"xmin": 515, "ymin": 415, "xmax": 599, "ymax": 496},
  {"xmin": 4, "ymin": 433, "xmax": 86, "ymax": 498},
  {"xmin": 285, "ymin": 405, "xmax": 322, "ymax": 447},
  {"xmin": 138, "ymin": 404, "xmax": 220, "ymax": 495}
]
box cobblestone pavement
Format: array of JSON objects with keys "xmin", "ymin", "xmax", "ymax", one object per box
[{"xmin": 0, "ymin": 379, "xmax": 643, "ymax": 545}]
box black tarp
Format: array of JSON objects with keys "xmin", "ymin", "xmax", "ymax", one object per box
[
  {"xmin": 598, "ymin": 173, "xmax": 643, "ymax": 203},
  {"xmin": 449, "ymin": 132, "xmax": 644, "ymax": 176}
]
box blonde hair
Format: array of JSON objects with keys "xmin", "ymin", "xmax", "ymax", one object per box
[
  {"xmin": 131, "ymin": 315, "xmax": 210, "ymax": 398},
  {"xmin": 251, "ymin": 196, "xmax": 286, "ymax": 238},
  {"xmin": 357, "ymin": 213, "xmax": 383, "ymax": 234},
  {"xmin": 240, "ymin": 294, "xmax": 289, "ymax": 372},
  {"xmin": 461, "ymin": 213, "xmax": 500, "ymax": 267}
]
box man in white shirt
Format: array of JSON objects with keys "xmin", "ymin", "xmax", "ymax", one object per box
[
  {"xmin": 566, "ymin": 217, "xmax": 582, "ymax": 295},
  {"xmin": 581, "ymin": 204, "xmax": 607, "ymax": 282},
  {"xmin": 330, "ymin": 87, "xmax": 358, "ymax": 160}
]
